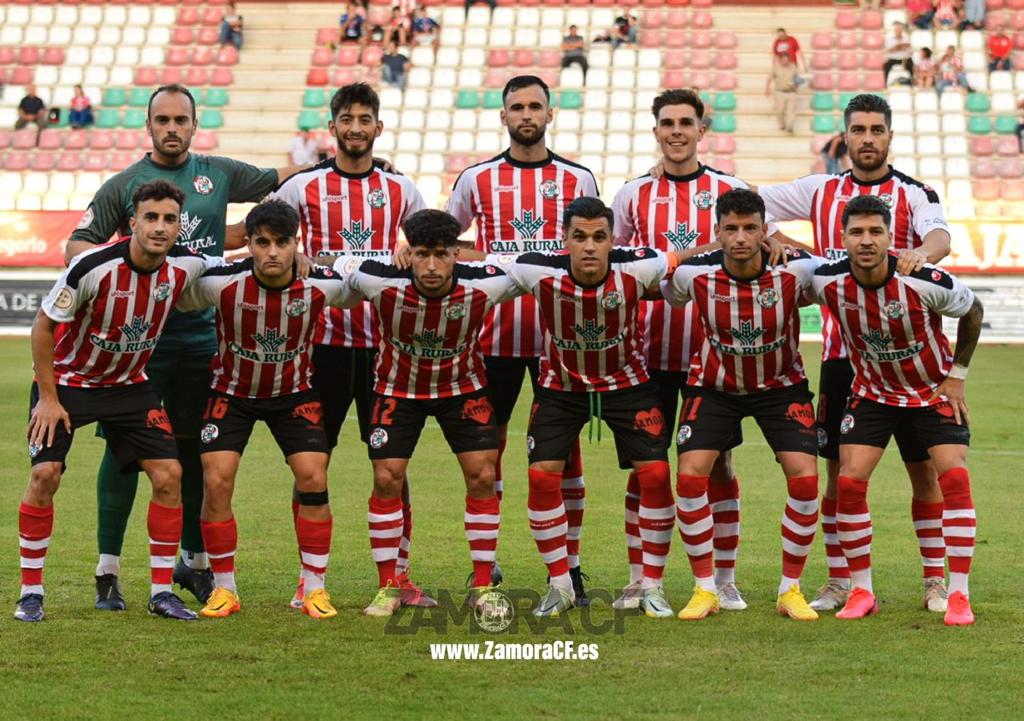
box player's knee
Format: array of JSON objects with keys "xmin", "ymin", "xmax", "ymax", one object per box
[
  {"xmin": 295, "ymin": 469, "xmax": 327, "ymax": 493},
  {"xmin": 148, "ymin": 461, "xmax": 182, "ymax": 504},
  {"xmin": 465, "ymin": 463, "xmax": 495, "ymax": 496},
  {"xmin": 836, "ymin": 474, "xmax": 868, "ymax": 503},
  {"xmin": 28, "ymin": 463, "xmax": 62, "ymax": 501},
  {"xmin": 372, "ymin": 465, "xmax": 405, "ymax": 496},
  {"xmin": 675, "ymin": 472, "xmax": 709, "ymax": 499},
  {"xmin": 527, "ymin": 466, "xmax": 561, "ymax": 492},
  {"xmin": 937, "ymin": 466, "xmax": 972, "ymax": 504}
]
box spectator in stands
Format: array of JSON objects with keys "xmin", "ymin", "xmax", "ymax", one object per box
[
  {"xmin": 988, "ymin": 24, "xmax": 1013, "ymax": 72},
  {"xmin": 69, "ymin": 85, "xmax": 94, "ymax": 129},
  {"xmin": 382, "ymin": 41, "xmax": 410, "ymax": 91},
  {"xmin": 915, "ymin": 47, "xmax": 936, "ymax": 89},
  {"xmin": 883, "ymin": 22, "xmax": 914, "ymax": 85},
  {"xmin": 766, "ymin": 52, "xmax": 798, "ymax": 134},
  {"xmin": 907, "ymin": 0, "xmax": 935, "ymax": 30},
  {"xmin": 220, "ymin": 1, "xmax": 244, "ymax": 50},
  {"xmin": 288, "ymin": 129, "xmax": 320, "ymax": 165},
  {"xmin": 465, "ymin": 0, "xmax": 496, "ymax": 19},
  {"xmin": 339, "ymin": 2, "xmax": 366, "ymax": 46},
  {"xmin": 772, "ymin": 28, "xmax": 805, "ymax": 73},
  {"xmin": 821, "ymin": 132, "xmax": 849, "ymax": 175},
  {"xmin": 561, "ymin": 25, "xmax": 588, "ymax": 82},
  {"xmin": 936, "ymin": 44, "xmax": 974, "ymax": 94},
  {"xmin": 611, "ymin": 8, "xmax": 638, "ymax": 49},
  {"xmin": 411, "ymin": 7, "xmax": 441, "ymax": 53},
  {"xmin": 386, "ymin": 7, "xmax": 409, "ymax": 46},
  {"xmin": 15, "ymin": 85, "xmax": 47, "ymax": 138},
  {"xmin": 960, "ymin": 0, "xmax": 985, "ymax": 30},
  {"xmin": 932, "ymin": 0, "xmax": 963, "ymax": 29}
]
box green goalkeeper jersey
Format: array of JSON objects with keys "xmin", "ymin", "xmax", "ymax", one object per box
[{"xmin": 70, "ymin": 152, "xmax": 278, "ymax": 349}]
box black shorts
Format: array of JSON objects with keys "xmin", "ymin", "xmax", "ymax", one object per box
[
  {"xmin": 528, "ymin": 383, "xmax": 670, "ymax": 471},
  {"xmin": 197, "ymin": 389, "xmax": 330, "ymax": 457},
  {"xmin": 675, "ymin": 381, "xmax": 818, "ymax": 456},
  {"xmin": 310, "ymin": 344, "xmax": 376, "ymax": 448},
  {"xmin": 366, "ymin": 388, "xmax": 499, "ymax": 460},
  {"xmin": 839, "ymin": 396, "xmax": 970, "ymax": 453},
  {"xmin": 484, "ymin": 355, "xmax": 539, "ymax": 425},
  {"xmin": 649, "ymin": 368, "xmax": 742, "ymax": 452},
  {"xmin": 29, "ymin": 382, "xmax": 178, "ymax": 472},
  {"xmin": 817, "ymin": 359, "xmax": 929, "ymax": 463}
]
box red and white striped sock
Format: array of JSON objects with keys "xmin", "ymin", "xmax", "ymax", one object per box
[
  {"xmin": 708, "ymin": 476, "xmax": 740, "ymax": 586},
  {"xmin": 561, "ymin": 442, "xmax": 585, "ymax": 570},
  {"xmin": 396, "ymin": 500, "xmax": 413, "ymax": 577},
  {"xmin": 296, "ymin": 514, "xmax": 332, "ymax": 593},
  {"xmin": 780, "ymin": 475, "xmax": 820, "ymax": 594},
  {"xmin": 201, "ymin": 516, "xmax": 238, "ymax": 593},
  {"xmin": 676, "ymin": 473, "xmax": 715, "ymax": 592},
  {"xmin": 911, "ymin": 498, "xmax": 946, "ymax": 581},
  {"xmin": 527, "ymin": 468, "xmax": 571, "ymax": 589},
  {"xmin": 148, "ymin": 501, "xmax": 182, "ymax": 597},
  {"xmin": 820, "ymin": 495, "xmax": 850, "ymax": 583},
  {"xmin": 836, "ymin": 476, "xmax": 873, "ymax": 593},
  {"xmin": 465, "ymin": 495, "xmax": 500, "ymax": 588},
  {"xmin": 624, "ymin": 471, "xmax": 643, "ymax": 584},
  {"xmin": 368, "ymin": 495, "xmax": 403, "ymax": 589},
  {"xmin": 18, "ymin": 502, "xmax": 52, "ymax": 597},
  {"xmin": 494, "ymin": 436, "xmax": 507, "ymax": 502},
  {"xmin": 637, "ymin": 462, "xmax": 674, "ymax": 590},
  {"xmin": 939, "ymin": 468, "xmax": 976, "ymax": 597}
]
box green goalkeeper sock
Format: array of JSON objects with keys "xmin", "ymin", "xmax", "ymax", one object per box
[
  {"xmin": 96, "ymin": 447, "xmax": 140, "ymax": 557},
  {"xmin": 177, "ymin": 437, "xmax": 206, "ymax": 556}
]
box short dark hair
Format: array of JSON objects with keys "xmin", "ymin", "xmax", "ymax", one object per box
[
  {"xmin": 132, "ymin": 180, "xmax": 185, "ymax": 212},
  {"xmin": 563, "ymin": 196, "xmax": 614, "ymax": 235},
  {"xmin": 147, "ymin": 84, "xmax": 197, "ymax": 121},
  {"xmin": 244, "ymin": 199, "xmax": 300, "ymax": 240},
  {"xmin": 330, "ymin": 82, "xmax": 380, "ymax": 121},
  {"xmin": 842, "ymin": 194, "xmax": 891, "ymax": 228},
  {"xmin": 715, "ymin": 188, "xmax": 765, "ymax": 222},
  {"xmin": 502, "ymin": 75, "xmax": 551, "ymax": 104},
  {"xmin": 652, "ymin": 88, "xmax": 704, "ymax": 121},
  {"xmin": 843, "ymin": 93, "xmax": 892, "ymax": 129},
  {"xmin": 402, "ymin": 209, "xmax": 462, "ymax": 248}
]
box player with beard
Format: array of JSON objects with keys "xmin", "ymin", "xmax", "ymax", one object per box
[
  {"xmin": 270, "ymin": 83, "xmax": 432, "ymax": 609},
  {"xmin": 64, "ymin": 85, "xmax": 312, "ymax": 613},
  {"xmin": 759, "ymin": 94, "xmax": 954, "ymax": 613},
  {"xmin": 446, "ymin": 75, "xmax": 599, "ymax": 602}
]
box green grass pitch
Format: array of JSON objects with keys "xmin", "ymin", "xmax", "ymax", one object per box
[{"xmin": 1, "ymin": 339, "xmax": 1021, "ymax": 720}]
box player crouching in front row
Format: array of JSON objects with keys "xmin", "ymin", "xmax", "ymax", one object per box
[{"xmin": 177, "ymin": 200, "xmax": 356, "ymax": 620}]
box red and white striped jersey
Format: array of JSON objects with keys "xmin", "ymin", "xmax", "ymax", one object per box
[
  {"xmin": 446, "ymin": 150, "xmax": 599, "ymax": 358},
  {"xmin": 40, "ymin": 239, "xmax": 212, "ymax": 388},
  {"xmin": 269, "ymin": 160, "xmax": 426, "ymax": 349},
  {"xmin": 611, "ymin": 165, "xmax": 750, "ymax": 372},
  {"xmin": 177, "ymin": 260, "xmax": 357, "ymax": 399},
  {"xmin": 338, "ymin": 258, "xmax": 522, "ymax": 399},
  {"xmin": 759, "ymin": 167, "xmax": 949, "ymax": 362},
  {"xmin": 499, "ymin": 248, "xmax": 669, "ymax": 392},
  {"xmin": 808, "ymin": 257, "xmax": 975, "ymax": 407},
  {"xmin": 662, "ymin": 249, "xmax": 819, "ymax": 394}
]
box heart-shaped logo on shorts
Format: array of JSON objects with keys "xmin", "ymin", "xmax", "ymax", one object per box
[
  {"xmin": 633, "ymin": 408, "xmax": 665, "ymax": 438},
  {"xmin": 461, "ymin": 397, "xmax": 494, "ymax": 425},
  {"xmin": 785, "ymin": 402, "xmax": 815, "ymax": 429}
]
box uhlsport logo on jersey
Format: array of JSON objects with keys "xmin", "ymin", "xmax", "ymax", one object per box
[
  {"xmin": 884, "ymin": 300, "xmax": 905, "ymax": 319},
  {"xmin": 663, "ymin": 222, "xmax": 699, "ymax": 250},
  {"xmin": 340, "ymin": 220, "xmax": 374, "ymax": 250},
  {"xmin": 153, "ymin": 282, "xmax": 172, "ymax": 302},
  {"xmin": 445, "ymin": 302, "xmax": 466, "ymax": 320},
  {"xmin": 509, "ymin": 210, "xmax": 546, "ymax": 239},
  {"xmin": 368, "ymin": 188, "xmax": 387, "ymax": 209},
  {"xmin": 286, "ymin": 298, "xmax": 307, "ymax": 317},
  {"xmin": 539, "ymin": 179, "xmax": 559, "ymax": 199},
  {"xmin": 601, "ymin": 291, "xmax": 622, "ymax": 310},
  {"xmin": 193, "ymin": 176, "xmax": 214, "ymax": 195},
  {"xmin": 200, "ymin": 423, "xmax": 219, "ymax": 444},
  {"xmin": 693, "ymin": 190, "xmax": 714, "ymax": 210},
  {"xmin": 369, "ymin": 427, "xmax": 388, "ymax": 449},
  {"xmin": 756, "ymin": 289, "xmax": 779, "ymax": 309}
]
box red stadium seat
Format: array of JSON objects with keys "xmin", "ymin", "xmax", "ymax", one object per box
[
  {"xmin": 971, "ymin": 159, "xmax": 997, "ymax": 177},
  {"xmin": 862, "ymin": 31, "xmax": 885, "ymax": 50},
  {"xmin": 178, "ymin": 8, "xmax": 200, "ymax": 25},
  {"xmin": 691, "ymin": 11, "xmax": 713, "ymax": 28},
  {"xmin": 1011, "ymin": 0, "xmax": 1024, "ymax": 8},
  {"xmin": 811, "ymin": 72, "xmax": 835, "ymax": 90},
  {"xmin": 837, "ymin": 33, "xmax": 858, "ymax": 51},
  {"xmin": 115, "ymin": 131, "xmax": 143, "ymax": 150},
  {"xmin": 638, "ymin": 30, "xmax": 660, "ymax": 47},
  {"xmin": 812, "ymin": 52, "xmax": 834, "ymax": 70},
  {"xmin": 997, "ymin": 137, "xmax": 1020, "ymax": 155},
  {"xmin": 836, "ymin": 10, "xmax": 859, "ymax": 29},
  {"xmin": 37, "ymin": 129, "xmax": 62, "ymax": 150},
  {"xmin": 810, "ymin": 135, "xmax": 831, "ymax": 153},
  {"xmin": 715, "ymin": 31, "xmax": 736, "ymax": 49},
  {"xmin": 4, "ymin": 153, "xmax": 30, "ymax": 171},
  {"xmin": 970, "ymin": 136, "xmax": 995, "ymax": 155},
  {"xmin": 664, "ymin": 49, "xmax": 686, "ymax": 68},
  {"xmin": 667, "ymin": 10, "xmax": 687, "ymax": 29},
  {"xmin": 166, "ymin": 47, "xmax": 191, "ymax": 66},
  {"xmin": 862, "ymin": 71, "xmax": 886, "ymax": 90},
  {"xmin": 182, "ymin": 0, "xmax": 203, "ymax": 4},
  {"xmin": 488, "ymin": 49, "xmax": 509, "ymax": 67},
  {"xmin": 0, "ymin": 47, "xmax": 14, "ymax": 64},
  {"xmin": 1013, "ymin": 53, "xmax": 1024, "ymax": 70},
  {"xmin": 689, "ymin": 71, "xmax": 711, "ymax": 88},
  {"xmin": 665, "ymin": 31, "xmax": 686, "ymax": 48},
  {"xmin": 211, "ymin": 68, "xmax": 233, "ymax": 85},
  {"xmin": 710, "ymin": 157, "xmax": 735, "ymax": 174},
  {"xmin": 333, "ymin": 68, "xmax": 358, "ymax": 85},
  {"xmin": 43, "ymin": 48, "xmax": 65, "ymax": 65},
  {"xmin": 10, "ymin": 67, "xmax": 34, "ymax": 85},
  {"xmin": 690, "ymin": 31, "xmax": 713, "ymax": 49},
  {"xmin": 971, "ymin": 179, "xmax": 1000, "ymax": 200},
  {"xmin": 837, "ymin": 72, "xmax": 861, "ymax": 91},
  {"xmin": 172, "ymin": 27, "xmax": 195, "ymax": 45},
  {"xmin": 186, "ymin": 67, "xmax": 211, "ymax": 85},
  {"xmin": 57, "ymin": 153, "xmax": 81, "ymax": 171},
  {"xmin": 202, "ymin": 9, "xmax": 223, "ymax": 26},
  {"xmin": 0, "ymin": 130, "xmax": 10, "ymax": 149},
  {"xmin": 89, "ymin": 131, "xmax": 114, "ymax": 150},
  {"xmin": 135, "ymin": 67, "xmax": 159, "ymax": 85},
  {"xmin": 484, "ymin": 68, "xmax": 512, "ymax": 87},
  {"xmin": 513, "ymin": 49, "xmax": 535, "ymax": 67},
  {"xmin": 711, "ymin": 136, "xmax": 735, "ymax": 154},
  {"xmin": 1000, "ymin": 179, "xmax": 1024, "ymax": 199},
  {"xmin": 862, "ymin": 53, "xmax": 884, "ymax": 71},
  {"xmin": 697, "ymin": 137, "xmax": 710, "ymax": 154},
  {"xmin": 18, "ymin": 47, "xmax": 41, "ymax": 65},
  {"xmin": 537, "ymin": 69, "xmax": 559, "ymax": 88},
  {"xmin": 316, "ymin": 28, "xmax": 336, "ymax": 46},
  {"xmin": 30, "ymin": 153, "xmax": 56, "ymax": 171},
  {"xmin": 811, "ymin": 32, "xmax": 833, "ymax": 50},
  {"xmin": 307, "ymin": 68, "xmax": 329, "ymax": 86},
  {"xmin": 665, "ymin": 0, "xmax": 690, "ymax": 6},
  {"xmin": 538, "ymin": 49, "xmax": 561, "ymax": 67},
  {"xmin": 839, "ymin": 53, "xmax": 859, "ymax": 71},
  {"xmin": 1013, "ymin": 11, "xmax": 1024, "ymax": 30},
  {"xmin": 592, "ymin": 0, "xmax": 615, "ymax": 6},
  {"xmin": 312, "ymin": 47, "xmax": 334, "ymax": 66},
  {"xmin": 216, "ymin": 46, "xmax": 239, "ymax": 65},
  {"xmin": 691, "ymin": 0, "xmax": 712, "ymax": 6},
  {"xmin": 1014, "ymin": 31, "xmax": 1024, "ymax": 49},
  {"xmin": 193, "ymin": 47, "xmax": 214, "ymax": 66},
  {"xmin": 999, "ymin": 158, "xmax": 1024, "ymax": 176},
  {"xmin": 689, "ymin": 50, "xmax": 712, "ymax": 69},
  {"xmin": 861, "ymin": 10, "xmax": 883, "ymax": 29},
  {"xmin": 368, "ymin": 8, "xmax": 390, "ymax": 25},
  {"xmin": 338, "ymin": 46, "xmax": 361, "ymax": 66},
  {"xmin": 160, "ymin": 67, "xmax": 184, "ymax": 85},
  {"xmin": 713, "ymin": 72, "xmax": 736, "ymax": 90},
  {"xmin": 885, "ymin": 0, "xmax": 907, "ymax": 7},
  {"xmin": 110, "ymin": 153, "xmax": 135, "ymax": 171},
  {"xmin": 64, "ymin": 130, "xmax": 88, "ymax": 150},
  {"xmin": 640, "ymin": 11, "xmax": 663, "ymax": 28},
  {"xmin": 198, "ymin": 27, "xmax": 221, "ymax": 45},
  {"xmin": 193, "ymin": 131, "xmax": 218, "ymax": 151},
  {"xmin": 363, "ymin": 46, "xmax": 383, "ymax": 66},
  {"xmin": 663, "ymin": 70, "xmax": 687, "ymax": 87},
  {"xmin": 715, "ymin": 52, "xmax": 737, "ymax": 70},
  {"xmin": 990, "ymin": 0, "xmax": 1007, "ymax": 7}
]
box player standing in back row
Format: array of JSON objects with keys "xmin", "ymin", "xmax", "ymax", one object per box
[
  {"xmin": 446, "ymin": 75, "xmax": 599, "ymax": 600},
  {"xmin": 759, "ymin": 94, "xmax": 954, "ymax": 613}
]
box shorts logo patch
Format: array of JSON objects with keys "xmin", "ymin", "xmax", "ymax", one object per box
[
  {"xmin": 53, "ymin": 287, "xmax": 74, "ymax": 310},
  {"xmin": 601, "ymin": 291, "xmax": 623, "ymax": 310},
  {"xmin": 633, "ymin": 408, "xmax": 665, "ymax": 438},
  {"xmin": 193, "ymin": 175, "xmax": 214, "ymax": 195},
  {"xmin": 293, "ymin": 401, "xmax": 323, "ymax": 425},
  {"xmin": 693, "ymin": 190, "xmax": 714, "ymax": 210},
  {"xmin": 201, "ymin": 423, "xmax": 220, "ymax": 444},
  {"xmin": 153, "ymin": 282, "xmax": 171, "ymax": 302},
  {"xmin": 840, "ymin": 414, "xmax": 855, "ymax": 435},
  {"xmin": 884, "ymin": 300, "xmax": 905, "ymax": 319},
  {"xmin": 933, "ymin": 403, "xmax": 955, "ymax": 418},
  {"xmin": 676, "ymin": 424, "xmax": 692, "ymax": 445},
  {"xmin": 817, "ymin": 427, "xmax": 828, "ymax": 449},
  {"xmin": 28, "ymin": 441, "xmax": 42, "ymax": 458},
  {"xmin": 76, "ymin": 207, "xmax": 94, "ymax": 230},
  {"xmin": 445, "ymin": 302, "xmax": 466, "ymax": 320},
  {"xmin": 369, "ymin": 427, "xmax": 388, "ymax": 449},
  {"xmin": 756, "ymin": 289, "xmax": 779, "ymax": 309},
  {"xmin": 461, "ymin": 397, "xmax": 494, "ymax": 425},
  {"xmin": 539, "ymin": 179, "xmax": 559, "ymax": 199},
  {"xmin": 526, "ymin": 435, "xmax": 535, "ymax": 453},
  {"xmin": 286, "ymin": 298, "xmax": 307, "ymax": 317},
  {"xmin": 146, "ymin": 408, "xmax": 174, "ymax": 435},
  {"xmin": 785, "ymin": 402, "xmax": 815, "ymax": 429},
  {"xmin": 368, "ymin": 188, "xmax": 387, "ymax": 209}
]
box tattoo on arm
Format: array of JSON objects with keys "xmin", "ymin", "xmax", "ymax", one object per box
[{"xmin": 952, "ymin": 297, "xmax": 984, "ymax": 367}]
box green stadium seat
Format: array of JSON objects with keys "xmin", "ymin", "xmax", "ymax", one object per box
[
  {"xmin": 122, "ymin": 109, "xmax": 147, "ymax": 129},
  {"xmin": 995, "ymin": 115, "xmax": 1017, "ymax": 134},
  {"xmin": 102, "ymin": 88, "xmax": 127, "ymax": 107},
  {"xmin": 966, "ymin": 93, "xmax": 990, "ymax": 113},
  {"xmin": 96, "ymin": 108, "xmax": 121, "ymax": 129},
  {"xmin": 455, "ymin": 90, "xmax": 479, "ymax": 109},
  {"xmin": 297, "ymin": 109, "xmax": 321, "ymax": 130},
  {"xmin": 712, "ymin": 93, "xmax": 736, "ymax": 112},
  {"xmin": 53, "ymin": 110, "xmax": 69, "ymax": 128},
  {"xmin": 812, "ymin": 114, "xmax": 837, "ymax": 134},
  {"xmin": 204, "ymin": 88, "xmax": 229, "ymax": 107},
  {"xmin": 302, "ymin": 89, "xmax": 327, "ymax": 109},
  {"xmin": 699, "ymin": 91, "xmax": 713, "ymax": 106},
  {"xmin": 200, "ymin": 109, "xmax": 224, "ymax": 129},
  {"xmin": 711, "ymin": 113, "xmax": 736, "ymax": 133},
  {"xmin": 482, "ymin": 90, "xmax": 503, "ymax": 109},
  {"xmin": 128, "ymin": 88, "xmax": 151, "ymax": 108},
  {"xmin": 558, "ymin": 90, "xmax": 582, "ymax": 110},
  {"xmin": 811, "ymin": 93, "xmax": 835, "ymax": 112},
  {"xmin": 838, "ymin": 92, "xmax": 858, "ymax": 111},
  {"xmin": 968, "ymin": 115, "xmax": 992, "ymax": 134}
]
